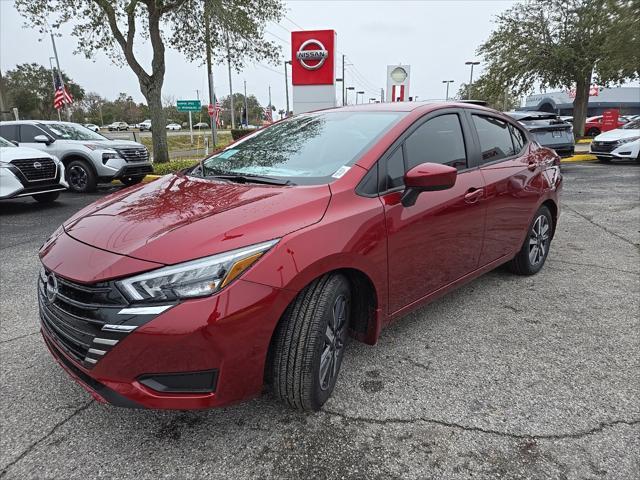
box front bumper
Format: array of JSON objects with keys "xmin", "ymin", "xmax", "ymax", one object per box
[
  {"xmin": 591, "ymin": 142, "xmax": 640, "ymax": 160},
  {"xmin": 39, "ymin": 265, "xmax": 295, "ymax": 410},
  {"xmin": 0, "ymin": 163, "xmax": 67, "ymax": 200}
]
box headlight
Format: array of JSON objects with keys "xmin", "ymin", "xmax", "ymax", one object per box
[
  {"xmin": 117, "ymin": 239, "xmax": 279, "ymax": 302},
  {"xmin": 615, "ymin": 136, "xmax": 640, "ymax": 145},
  {"xmin": 102, "ymin": 152, "xmax": 121, "ymax": 164},
  {"xmin": 0, "ymin": 160, "xmax": 11, "ymax": 168}
]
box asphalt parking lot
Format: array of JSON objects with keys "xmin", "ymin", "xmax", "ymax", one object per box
[{"xmin": 1, "ymin": 161, "xmax": 638, "ymax": 480}]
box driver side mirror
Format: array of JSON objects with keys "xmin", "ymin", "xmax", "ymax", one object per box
[
  {"xmin": 33, "ymin": 134, "xmax": 53, "ymax": 145},
  {"xmin": 401, "ymin": 162, "xmax": 457, "ymax": 207}
]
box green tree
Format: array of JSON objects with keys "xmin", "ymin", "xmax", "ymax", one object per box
[
  {"xmin": 221, "ymin": 93, "xmax": 264, "ymax": 126},
  {"xmin": 455, "ymin": 75, "xmax": 521, "ymax": 111},
  {"xmin": 477, "ymin": 0, "xmax": 639, "ymax": 137},
  {"xmin": 3, "ymin": 63, "xmax": 84, "ymax": 120}
]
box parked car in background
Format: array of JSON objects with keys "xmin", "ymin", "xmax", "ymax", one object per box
[
  {"xmin": 84, "ymin": 124, "xmax": 100, "ymax": 132},
  {"xmin": 37, "ymin": 102, "xmax": 561, "ymax": 411},
  {"xmin": 584, "ymin": 115, "xmax": 629, "ymax": 137},
  {"xmin": 590, "ymin": 118, "xmax": 640, "ymax": 162},
  {"xmin": 108, "ymin": 121, "xmax": 129, "ymax": 131},
  {"xmin": 506, "ymin": 111, "xmax": 575, "ymax": 157},
  {"xmin": 0, "ymin": 121, "xmax": 153, "ymax": 193},
  {"xmin": 194, "ymin": 122, "xmax": 209, "ymax": 129},
  {"xmin": 166, "ymin": 123, "xmax": 182, "ymax": 131},
  {"xmin": 0, "ymin": 136, "xmax": 67, "ymax": 203},
  {"xmin": 139, "ymin": 120, "xmax": 152, "ymax": 131},
  {"xmin": 560, "ymin": 116, "xmax": 573, "ymax": 123}
]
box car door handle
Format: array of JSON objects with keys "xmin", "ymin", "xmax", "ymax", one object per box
[
  {"xmin": 527, "ymin": 160, "xmax": 538, "ymax": 171},
  {"xmin": 464, "ymin": 188, "xmax": 484, "ymax": 204}
]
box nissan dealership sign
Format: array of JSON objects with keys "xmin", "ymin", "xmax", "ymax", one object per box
[{"xmin": 291, "ymin": 30, "xmax": 337, "ymax": 114}]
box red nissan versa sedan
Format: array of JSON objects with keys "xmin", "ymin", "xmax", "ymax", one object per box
[{"xmin": 38, "ymin": 102, "xmax": 562, "ymax": 411}]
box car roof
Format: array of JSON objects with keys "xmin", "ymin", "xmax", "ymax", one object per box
[
  {"xmin": 506, "ymin": 111, "xmax": 558, "ymax": 119},
  {"xmin": 315, "ymin": 100, "xmax": 494, "ymax": 114},
  {"xmin": 0, "ymin": 120, "xmax": 79, "ymax": 125}
]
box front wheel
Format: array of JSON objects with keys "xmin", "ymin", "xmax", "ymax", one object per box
[
  {"xmin": 270, "ymin": 273, "xmax": 351, "ymax": 411},
  {"xmin": 597, "ymin": 156, "xmax": 611, "ymax": 163},
  {"xmin": 586, "ymin": 128, "xmax": 600, "ymax": 137},
  {"xmin": 32, "ymin": 191, "xmax": 60, "ymax": 203},
  {"xmin": 507, "ymin": 206, "xmax": 553, "ymax": 275},
  {"xmin": 66, "ymin": 159, "xmax": 97, "ymax": 193}
]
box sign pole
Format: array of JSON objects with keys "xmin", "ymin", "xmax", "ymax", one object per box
[
  {"xmin": 188, "ymin": 111, "xmax": 193, "ymax": 144},
  {"xmin": 50, "ymin": 33, "xmax": 71, "ymax": 121}
]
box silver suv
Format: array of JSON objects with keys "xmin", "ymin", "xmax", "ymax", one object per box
[{"xmin": 0, "ymin": 121, "xmax": 153, "ymax": 193}]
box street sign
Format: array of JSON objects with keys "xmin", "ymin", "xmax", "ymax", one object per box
[
  {"xmin": 207, "ymin": 104, "xmax": 214, "ymax": 116},
  {"xmin": 176, "ymin": 100, "xmax": 201, "ymax": 112}
]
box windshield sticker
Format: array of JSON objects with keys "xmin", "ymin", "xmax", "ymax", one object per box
[
  {"xmin": 331, "ymin": 166, "xmax": 351, "ymax": 179},
  {"xmin": 218, "ymin": 149, "xmax": 239, "ymax": 159}
]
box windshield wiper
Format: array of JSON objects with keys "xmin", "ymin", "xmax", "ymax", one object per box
[{"xmin": 206, "ymin": 173, "xmax": 294, "ymax": 186}]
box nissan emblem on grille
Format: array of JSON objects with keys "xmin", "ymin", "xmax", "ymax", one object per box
[
  {"xmin": 46, "ymin": 274, "xmax": 58, "ymax": 302},
  {"xmin": 296, "ymin": 39, "xmax": 328, "ymax": 70},
  {"xmin": 33, "ymin": 161, "xmax": 42, "ymax": 169}
]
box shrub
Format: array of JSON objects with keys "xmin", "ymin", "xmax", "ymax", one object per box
[
  {"xmin": 231, "ymin": 129, "xmax": 253, "ymax": 140},
  {"xmin": 152, "ymin": 158, "xmax": 200, "ymax": 176}
]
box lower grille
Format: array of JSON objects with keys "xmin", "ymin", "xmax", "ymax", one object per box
[
  {"xmin": 11, "ymin": 157, "xmax": 57, "ymax": 181},
  {"xmin": 591, "ymin": 141, "xmax": 616, "ymax": 153},
  {"xmin": 119, "ymin": 164, "xmax": 154, "ymax": 177},
  {"xmin": 116, "ymin": 147, "xmax": 150, "ymax": 163}
]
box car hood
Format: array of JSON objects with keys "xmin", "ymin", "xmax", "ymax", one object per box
[
  {"xmin": 59, "ymin": 139, "xmax": 145, "ymax": 150},
  {"xmin": 63, "ymin": 174, "xmax": 331, "ymax": 265},
  {"xmin": 595, "ymin": 128, "xmax": 640, "ymax": 141},
  {"xmin": 0, "ymin": 146, "xmax": 56, "ymax": 161}
]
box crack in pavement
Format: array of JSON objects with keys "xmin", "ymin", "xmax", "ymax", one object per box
[
  {"xmin": 564, "ymin": 205, "xmax": 639, "ymax": 249},
  {"xmin": 322, "ymin": 410, "xmax": 640, "ymax": 441},
  {"xmin": 0, "ymin": 331, "xmax": 39, "ymax": 345},
  {"xmin": 0, "ymin": 400, "xmax": 94, "ymax": 478}
]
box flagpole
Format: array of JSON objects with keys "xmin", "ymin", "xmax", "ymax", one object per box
[
  {"xmin": 49, "ymin": 57, "xmax": 61, "ymax": 121},
  {"xmin": 50, "ymin": 33, "xmax": 70, "ymax": 121}
]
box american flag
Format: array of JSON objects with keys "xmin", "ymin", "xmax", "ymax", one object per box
[
  {"xmin": 213, "ymin": 101, "xmax": 223, "ymax": 128},
  {"xmin": 263, "ymin": 105, "xmax": 273, "ymax": 123},
  {"xmin": 53, "ymin": 70, "xmax": 73, "ymax": 110}
]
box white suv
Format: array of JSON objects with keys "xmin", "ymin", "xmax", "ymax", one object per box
[
  {"xmin": 0, "ymin": 121, "xmax": 153, "ymax": 193},
  {"xmin": 590, "ymin": 119, "xmax": 640, "ymax": 163}
]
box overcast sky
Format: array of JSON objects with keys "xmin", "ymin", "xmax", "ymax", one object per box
[{"xmin": 3, "ymin": 0, "xmax": 631, "ymax": 112}]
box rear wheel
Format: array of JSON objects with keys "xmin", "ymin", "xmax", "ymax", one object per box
[
  {"xmin": 120, "ymin": 176, "xmax": 144, "ymax": 186},
  {"xmin": 507, "ymin": 206, "xmax": 553, "ymax": 275},
  {"xmin": 32, "ymin": 191, "xmax": 60, "ymax": 203},
  {"xmin": 66, "ymin": 159, "xmax": 97, "ymax": 193},
  {"xmin": 270, "ymin": 273, "xmax": 351, "ymax": 411}
]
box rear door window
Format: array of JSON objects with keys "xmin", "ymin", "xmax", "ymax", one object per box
[
  {"xmin": 472, "ymin": 115, "xmax": 516, "ymax": 164},
  {"xmin": 404, "ymin": 114, "xmax": 467, "ymax": 171}
]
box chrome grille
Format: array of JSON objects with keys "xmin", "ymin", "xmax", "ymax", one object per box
[
  {"xmin": 591, "ymin": 141, "xmax": 617, "ymax": 153},
  {"xmin": 11, "ymin": 157, "xmax": 57, "ymax": 181},
  {"xmin": 115, "ymin": 147, "xmax": 150, "ymax": 163}
]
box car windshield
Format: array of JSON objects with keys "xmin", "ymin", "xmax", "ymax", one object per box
[
  {"xmin": 197, "ymin": 111, "xmax": 405, "ymax": 185},
  {"xmin": 0, "ymin": 136, "xmax": 16, "ymax": 147},
  {"xmin": 622, "ymin": 119, "xmax": 640, "ymax": 129},
  {"xmin": 46, "ymin": 123, "xmax": 106, "ymax": 140}
]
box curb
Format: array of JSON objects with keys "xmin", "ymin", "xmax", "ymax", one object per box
[
  {"xmin": 142, "ymin": 175, "xmax": 162, "ymax": 182},
  {"xmin": 577, "ymin": 139, "xmax": 593, "ymax": 144},
  {"xmin": 561, "ymin": 154, "xmax": 598, "ymax": 163}
]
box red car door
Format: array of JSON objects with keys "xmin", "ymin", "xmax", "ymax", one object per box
[
  {"xmin": 467, "ymin": 113, "xmax": 543, "ymax": 265},
  {"xmin": 382, "ymin": 111, "xmax": 486, "ymax": 314}
]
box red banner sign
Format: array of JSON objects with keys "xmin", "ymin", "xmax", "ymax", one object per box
[
  {"xmin": 291, "ymin": 30, "xmax": 336, "ymax": 86},
  {"xmin": 601, "ymin": 109, "xmax": 619, "ymax": 132}
]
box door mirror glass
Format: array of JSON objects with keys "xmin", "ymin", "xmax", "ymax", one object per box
[
  {"xmin": 33, "ymin": 134, "xmax": 52, "ymax": 144},
  {"xmin": 402, "ymin": 162, "xmax": 457, "ymax": 207}
]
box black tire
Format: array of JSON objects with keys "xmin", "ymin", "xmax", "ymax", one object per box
[
  {"xmin": 32, "ymin": 191, "xmax": 60, "ymax": 203},
  {"xmin": 507, "ymin": 206, "xmax": 553, "ymax": 275},
  {"xmin": 120, "ymin": 176, "xmax": 144, "ymax": 186},
  {"xmin": 597, "ymin": 156, "xmax": 611, "ymax": 163},
  {"xmin": 270, "ymin": 273, "xmax": 351, "ymax": 411},
  {"xmin": 586, "ymin": 128, "xmax": 600, "ymax": 137},
  {"xmin": 66, "ymin": 159, "xmax": 97, "ymax": 193}
]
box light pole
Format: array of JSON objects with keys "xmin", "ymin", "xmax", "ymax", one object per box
[
  {"xmin": 346, "ymin": 86, "xmax": 355, "ymax": 105},
  {"xmin": 356, "ymin": 91, "xmax": 364, "ymax": 105},
  {"xmin": 465, "ymin": 61, "xmax": 480, "ymax": 100},
  {"xmin": 442, "ymin": 80, "xmax": 454, "ymax": 100},
  {"xmin": 284, "ymin": 60, "xmax": 291, "ymax": 116}
]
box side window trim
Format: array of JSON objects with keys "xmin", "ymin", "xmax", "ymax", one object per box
[{"xmin": 465, "ymin": 111, "xmax": 530, "ymax": 168}]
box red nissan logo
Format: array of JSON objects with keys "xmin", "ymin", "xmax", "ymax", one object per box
[{"xmin": 296, "ymin": 39, "xmax": 328, "ymax": 71}]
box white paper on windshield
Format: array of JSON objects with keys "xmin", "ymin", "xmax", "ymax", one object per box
[{"xmin": 331, "ymin": 166, "xmax": 351, "ymax": 179}]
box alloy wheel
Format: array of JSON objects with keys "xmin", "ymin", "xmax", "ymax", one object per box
[
  {"xmin": 319, "ymin": 294, "xmax": 348, "ymax": 391},
  {"xmin": 69, "ymin": 165, "xmax": 88, "ymax": 191},
  {"xmin": 528, "ymin": 215, "xmax": 550, "ymax": 266}
]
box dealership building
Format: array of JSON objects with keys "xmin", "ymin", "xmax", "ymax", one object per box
[{"xmin": 520, "ymin": 87, "xmax": 640, "ymax": 117}]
